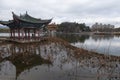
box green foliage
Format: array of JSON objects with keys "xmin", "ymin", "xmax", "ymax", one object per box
[
  {"xmin": 0, "ymin": 28, "xmax": 10, "ymax": 33},
  {"xmin": 57, "ymin": 22, "xmax": 90, "ymax": 33}
]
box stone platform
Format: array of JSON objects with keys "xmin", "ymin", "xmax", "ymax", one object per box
[{"xmin": 0, "ymin": 37, "xmax": 47, "ymax": 43}]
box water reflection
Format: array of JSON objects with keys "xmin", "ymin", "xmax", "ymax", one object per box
[
  {"xmin": 56, "ymin": 33, "xmax": 116, "ymax": 43},
  {"xmin": 56, "ymin": 33, "xmax": 90, "ymax": 43},
  {"xmin": 0, "ymin": 41, "xmax": 120, "ymax": 80},
  {"xmin": 91, "ymin": 35, "xmax": 114, "ymax": 41},
  {"xmin": 56, "ymin": 33, "xmax": 120, "ymax": 56}
]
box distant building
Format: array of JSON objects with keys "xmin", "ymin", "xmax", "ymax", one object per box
[{"xmin": 47, "ymin": 23, "xmax": 58, "ymax": 37}]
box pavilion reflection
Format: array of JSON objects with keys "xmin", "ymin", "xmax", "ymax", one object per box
[{"xmin": 0, "ymin": 42, "xmax": 53, "ymax": 79}]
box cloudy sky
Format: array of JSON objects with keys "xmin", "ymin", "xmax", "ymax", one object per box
[{"xmin": 0, "ymin": 0, "xmax": 120, "ymax": 27}]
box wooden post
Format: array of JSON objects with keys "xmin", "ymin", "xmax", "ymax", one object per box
[
  {"xmin": 35, "ymin": 28, "xmax": 37, "ymax": 40},
  {"xmin": 22, "ymin": 29, "xmax": 24, "ymax": 40},
  {"xmin": 34, "ymin": 28, "xmax": 36, "ymax": 40},
  {"xmin": 28, "ymin": 28, "xmax": 30, "ymax": 40},
  {"xmin": 25, "ymin": 29, "xmax": 27, "ymax": 40},
  {"xmin": 10, "ymin": 29, "xmax": 12, "ymax": 38},
  {"xmin": 13, "ymin": 29, "xmax": 15, "ymax": 40},
  {"xmin": 18, "ymin": 28, "xmax": 20, "ymax": 40},
  {"xmin": 38, "ymin": 29, "xmax": 40, "ymax": 40}
]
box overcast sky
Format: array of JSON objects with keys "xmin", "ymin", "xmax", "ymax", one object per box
[{"xmin": 0, "ymin": 0, "xmax": 120, "ymax": 27}]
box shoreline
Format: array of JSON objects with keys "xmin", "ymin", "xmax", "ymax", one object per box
[
  {"xmin": 57, "ymin": 32, "xmax": 120, "ymax": 35},
  {"xmin": 93, "ymin": 32, "xmax": 120, "ymax": 35},
  {"xmin": 1, "ymin": 32, "xmax": 120, "ymax": 37}
]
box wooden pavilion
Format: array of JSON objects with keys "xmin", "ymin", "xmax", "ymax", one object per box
[{"xmin": 0, "ymin": 12, "xmax": 52, "ymax": 40}]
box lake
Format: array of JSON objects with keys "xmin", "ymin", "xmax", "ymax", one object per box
[
  {"xmin": 0, "ymin": 33, "xmax": 120, "ymax": 80},
  {"xmin": 56, "ymin": 33, "xmax": 120, "ymax": 56}
]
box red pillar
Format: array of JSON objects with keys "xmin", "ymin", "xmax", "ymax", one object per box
[
  {"xmin": 28, "ymin": 28, "xmax": 30, "ymax": 40},
  {"xmin": 35, "ymin": 28, "xmax": 37, "ymax": 40},
  {"xmin": 25, "ymin": 29, "xmax": 27, "ymax": 40},
  {"xmin": 22, "ymin": 29, "xmax": 24, "ymax": 40},
  {"xmin": 13, "ymin": 29, "xmax": 15, "ymax": 40},
  {"xmin": 38, "ymin": 29, "xmax": 40, "ymax": 40},
  {"xmin": 10, "ymin": 29, "xmax": 12, "ymax": 38},
  {"xmin": 18, "ymin": 28, "xmax": 20, "ymax": 40},
  {"xmin": 34, "ymin": 28, "xmax": 36, "ymax": 40}
]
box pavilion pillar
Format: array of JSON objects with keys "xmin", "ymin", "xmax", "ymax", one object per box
[
  {"xmin": 28, "ymin": 28, "xmax": 30, "ymax": 40},
  {"xmin": 10, "ymin": 29, "xmax": 12, "ymax": 38},
  {"xmin": 34, "ymin": 29, "xmax": 36, "ymax": 39},
  {"xmin": 38, "ymin": 29, "xmax": 40, "ymax": 40},
  {"xmin": 26, "ymin": 29, "xmax": 28, "ymax": 40},
  {"xmin": 18, "ymin": 28, "xmax": 20, "ymax": 40},
  {"xmin": 25, "ymin": 29, "xmax": 27, "ymax": 40},
  {"xmin": 35, "ymin": 28, "xmax": 37, "ymax": 40},
  {"xmin": 22, "ymin": 29, "xmax": 24, "ymax": 40},
  {"xmin": 12, "ymin": 29, "xmax": 13, "ymax": 38},
  {"xmin": 13, "ymin": 29, "xmax": 15, "ymax": 40}
]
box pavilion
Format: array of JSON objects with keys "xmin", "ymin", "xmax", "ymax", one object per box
[{"xmin": 0, "ymin": 12, "xmax": 52, "ymax": 40}]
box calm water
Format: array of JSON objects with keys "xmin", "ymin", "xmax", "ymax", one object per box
[
  {"xmin": 57, "ymin": 33, "xmax": 120, "ymax": 56},
  {"xmin": 0, "ymin": 33, "xmax": 120, "ymax": 80}
]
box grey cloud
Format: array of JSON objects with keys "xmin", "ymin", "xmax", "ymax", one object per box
[
  {"xmin": 0, "ymin": 0, "xmax": 120, "ymax": 27},
  {"xmin": 66, "ymin": 0, "xmax": 120, "ymax": 17}
]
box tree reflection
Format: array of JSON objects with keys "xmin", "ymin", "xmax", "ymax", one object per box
[
  {"xmin": 91, "ymin": 35, "xmax": 114, "ymax": 41},
  {"xmin": 56, "ymin": 33, "xmax": 90, "ymax": 43}
]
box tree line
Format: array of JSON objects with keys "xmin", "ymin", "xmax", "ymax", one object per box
[
  {"xmin": 91, "ymin": 23, "xmax": 115, "ymax": 32},
  {"xmin": 0, "ymin": 28, "xmax": 9, "ymax": 33},
  {"xmin": 1, "ymin": 22, "xmax": 120, "ymax": 33},
  {"xmin": 57, "ymin": 22, "xmax": 90, "ymax": 33}
]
